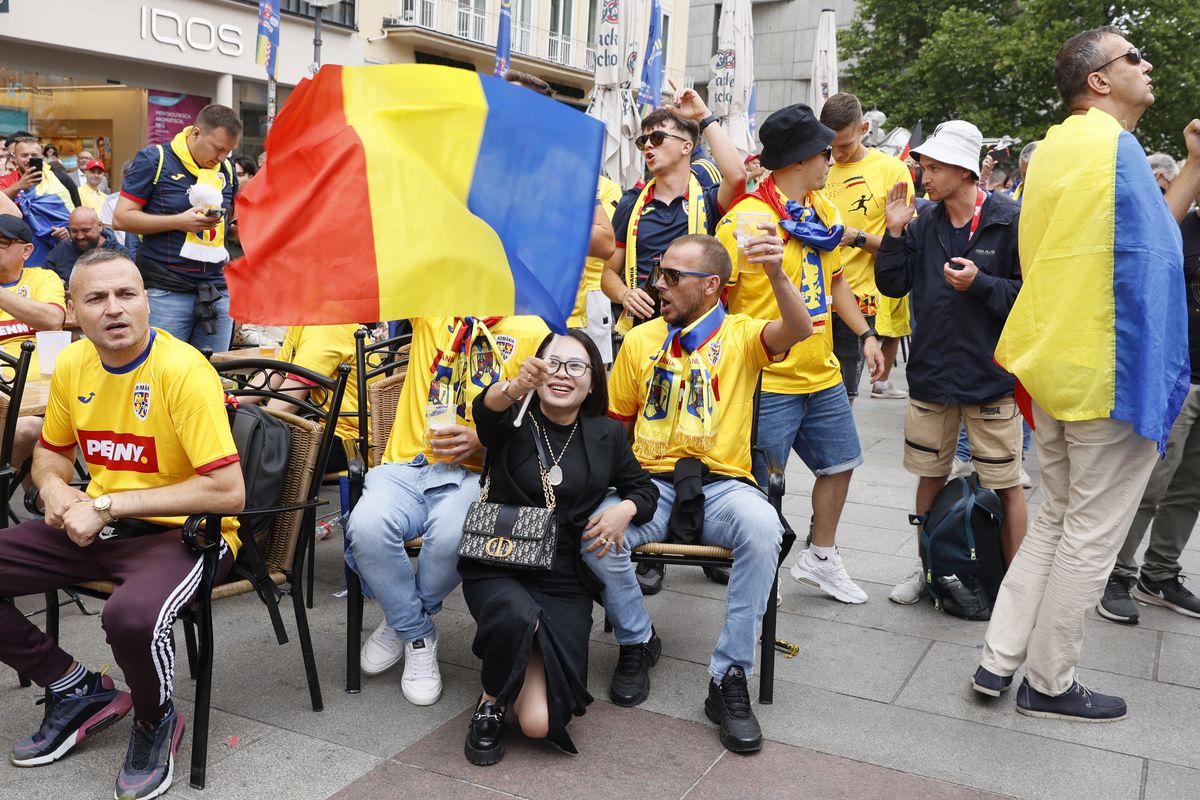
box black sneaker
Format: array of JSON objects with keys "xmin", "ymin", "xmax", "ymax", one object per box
[
  {"xmin": 702, "ymin": 565, "xmax": 731, "ymax": 585},
  {"xmin": 636, "ymin": 562, "xmax": 664, "ymax": 595},
  {"xmin": 1133, "ymin": 575, "xmax": 1200, "ymax": 619},
  {"xmin": 464, "ymin": 697, "xmax": 506, "ymax": 766},
  {"xmin": 1097, "ymin": 574, "xmax": 1139, "ymax": 624},
  {"xmin": 9, "ymin": 674, "xmax": 133, "ymax": 767},
  {"xmin": 1015, "ymin": 678, "xmax": 1127, "ymax": 722},
  {"xmin": 114, "ymin": 706, "xmax": 185, "ymax": 800},
  {"xmin": 704, "ymin": 666, "xmax": 763, "ymax": 752},
  {"xmin": 609, "ymin": 628, "xmax": 661, "ymax": 707},
  {"xmin": 971, "ymin": 665, "xmax": 1013, "ymax": 698}
]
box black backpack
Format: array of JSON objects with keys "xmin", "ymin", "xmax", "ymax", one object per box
[
  {"xmin": 917, "ymin": 474, "xmax": 1005, "ymax": 621},
  {"xmin": 227, "ymin": 402, "xmax": 292, "ymax": 557}
]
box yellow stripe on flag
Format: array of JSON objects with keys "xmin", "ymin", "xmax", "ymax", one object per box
[{"xmin": 339, "ymin": 65, "xmax": 515, "ymax": 318}]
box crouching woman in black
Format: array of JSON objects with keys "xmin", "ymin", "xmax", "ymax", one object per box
[{"xmin": 461, "ymin": 330, "xmax": 657, "ymax": 764}]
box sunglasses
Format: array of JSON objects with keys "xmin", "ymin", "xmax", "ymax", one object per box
[
  {"xmin": 635, "ymin": 130, "xmax": 690, "ymax": 151},
  {"xmin": 1092, "ymin": 47, "xmax": 1142, "ymax": 73},
  {"xmin": 659, "ymin": 267, "xmax": 716, "ymax": 286},
  {"xmin": 547, "ymin": 357, "xmax": 591, "ymax": 378}
]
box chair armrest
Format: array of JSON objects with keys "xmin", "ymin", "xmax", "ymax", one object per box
[
  {"xmin": 24, "ymin": 480, "xmax": 89, "ymax": 517},
  {"xmin": 182, "ymin": 513, "xmax": 226, "ymax": 554},
  {"xmin": 752, "ymin": 445, "xmax": 786, "ymax": 511}
]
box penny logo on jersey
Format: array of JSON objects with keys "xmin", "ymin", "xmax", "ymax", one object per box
[{"xmin": 78, "ymin": 430, "xmax": 159, "ymax": 473}]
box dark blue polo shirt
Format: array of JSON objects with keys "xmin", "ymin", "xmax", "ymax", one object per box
[
  {"xmin": 611, "ymin": 182, "xmax": 722, "ymax": 288},
  {"xmin": 120, "ymin": 143, "xmax": 238, "ymax": 282}
]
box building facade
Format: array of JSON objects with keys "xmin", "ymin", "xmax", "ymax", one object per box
[{"xmin": 686, "ymin": 0, "xmax": 853, "ymax": 136}]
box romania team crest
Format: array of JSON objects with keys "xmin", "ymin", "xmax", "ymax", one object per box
[
  {"xmin": 643, "ymin": 366, "xmax": 673, "ymax": 421},
  {"xmin": 427, "ymin": 379, "xmax": 451, "ymax": 406},
  {"xmin": 132, "ymin": 382, "xmax": 151, "ymax": 421},
  {"xmin": 15, "ymin": 285, "xmax": 28, "ymax": 298},
  {"xmin": 706, "ymin": 339, "xmax": 722, "ymax": 366},
  {"xmin": 494, "ymin": 335, "xmax": 516, "ymax": 362},
  {"xmin": 470, "ymin": 340, "xmax": 499, "ymax": 387}
]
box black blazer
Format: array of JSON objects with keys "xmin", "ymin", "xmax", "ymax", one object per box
[{"xmin": 459, "ymin": 390, "xmax": 659, "ymax": 586}]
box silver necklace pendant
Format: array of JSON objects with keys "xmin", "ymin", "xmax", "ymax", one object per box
[{"xmin": 547, "ymin": 464, "xmax": 564, "ymax": 486}]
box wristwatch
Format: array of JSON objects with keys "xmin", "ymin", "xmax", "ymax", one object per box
[
  {"xmin": 859, "ymin": 327, "xmax": 879, "ymax": 344},
  {"xmin": 851, "ymin": 231, "xmax": 868, "ymax": 249},
  {"xmin": 500, "ymin": 380, "xmax": 522, "ymax": 402},
  {"xmin": 699, "ymin": 114, "xmax": 719, "ymax": 132},
  {"xmin": 92, "ymin": 494, "xmax": 116, "ymax": 525}
]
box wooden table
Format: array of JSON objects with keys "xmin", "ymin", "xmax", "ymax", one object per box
[
  {"xmin": 211, "ymin": 347, "xmax": 280, "ymax": 363},
  {"xmin": 19, "ymin": 378, "xmax": 51, "ymax": 416}
]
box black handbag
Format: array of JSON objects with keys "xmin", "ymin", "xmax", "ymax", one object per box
[{"xmin": 458, "ymin": 419, "xmax": 558, "ymax": 570}]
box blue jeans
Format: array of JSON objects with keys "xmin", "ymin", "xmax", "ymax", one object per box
[
  {"xmin": 583, "ymin": 478, "xmax": 782, "ymax": 680},
  {"xmin": 957, "ymin": 421, "xmax": 1033, "ymax": 461},
  {"xmin": 753, "ymin": 384, "xmax": 863, "ymax": 484},
  {"xmin": 146, "ymin": 286, "xmax": 233, "ymax": 352},
  {"xmin": 344, "ymin": 459, "xmax": 479, "ymax": 641}
]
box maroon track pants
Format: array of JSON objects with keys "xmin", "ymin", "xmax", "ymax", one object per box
[{"xmin": 0, "ymin": 519, "xmax": 233, "ymax": 720}]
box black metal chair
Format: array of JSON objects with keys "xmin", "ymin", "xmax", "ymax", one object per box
[
  {"xmin": 344, "ymin": 328, "xmax": 412, "ymax": 693},
  {"xmin": 0, "ymin": 341, "xmax": 35, "ymax": 688},
  {"xmin": 40, "ymin": 358, "xmax": 350, "ymax": 790}
]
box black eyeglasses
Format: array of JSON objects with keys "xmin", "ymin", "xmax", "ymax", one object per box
[
  {"xmin": 1092, "ymin": 47, "xmax": 1142, "ymax": 73},
  {"xmin": 547, "ymin": 358, "xmax": 591, "ymax": 378},
  {"xmin": 635, "ymin": 130, "xmax": 690, "ymax": 151},
  {"xmin": 659, "ymin": 267, "xmax": 716, "ymax": 286}
]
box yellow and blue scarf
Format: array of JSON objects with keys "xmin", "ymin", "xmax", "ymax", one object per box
[
  {"xmin": 427, "ymin": 316, "xmax": 504, "ymax": 423},
  {"xmin": 171, "ymin": 127, "xmax": 229, "ymax": 263}
]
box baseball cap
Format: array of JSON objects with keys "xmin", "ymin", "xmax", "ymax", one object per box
[
  {"xmin": 0, "ymin": 214, "xmax": 34, "ymax": 244},
  {"xmin": 84, "ymin": 159, "xmax": 106, "ymax": 172}
]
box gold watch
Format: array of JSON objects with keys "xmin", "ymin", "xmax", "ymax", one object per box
[{"xmin": 92, "ymin": 494, "xmax": 116, "ymax": 525}]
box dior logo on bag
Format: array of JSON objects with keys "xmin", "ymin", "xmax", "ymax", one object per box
[{"xmin": 484, "ymin": 536, "xmax": 516, "ymax": 559}]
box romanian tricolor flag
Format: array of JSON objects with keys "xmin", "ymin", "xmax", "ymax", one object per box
[
  {"xmin": 227, "ymin": 64, "xmax": 604, "ymax": 332},
  {"xmin": 995, "ymin": 108, "xmax": 1188, "ymax": 450}
]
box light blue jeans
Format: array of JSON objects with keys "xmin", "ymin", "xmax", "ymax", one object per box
[
  {"xmin": 146, "ymin": 286, "xmax": 233, "ymax": 352},
  {"xmin": 345, "ymin": 459, "xmax": 480, "ymax": 641},
  {"xmin": 583, "ymin": 478, "xmax": 783, "ymax": 680}
]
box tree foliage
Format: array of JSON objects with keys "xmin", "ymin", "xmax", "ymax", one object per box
[{"xmin": 842, "ymin": 1, "xmax": 1200, "ymax": 158}]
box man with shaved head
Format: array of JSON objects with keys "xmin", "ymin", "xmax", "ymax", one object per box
[
  {"xmin": 44, "ymin": 207, "xmax": 122, "ymax": 285},
  {"xmin": 0, "ymin": 248, "xmax": 244, "ymax": 800}
]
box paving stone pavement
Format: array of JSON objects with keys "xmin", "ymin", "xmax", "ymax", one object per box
[{"xmin": 3, "ymin": 365, "xmax": 1199, "ymax": 800}]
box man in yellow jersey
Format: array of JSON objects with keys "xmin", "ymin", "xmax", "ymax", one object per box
[
  {"xmin": 718, "ymin": 104, "xmax": 883, "ymax": 606},
  {"xmin": 346, "ymin": 315, "xmax": 548, "ymax": 706},
  {"xmin": 583, "ymin": 233, "xmax": 812, "ymax": 752},
  {"xmin": 0, "ymin": 248, "xmax": 244, "ymax": 800},
  {"xmin": 0, "ymin": 213, "xmax": 68, "ymax": 478},
  {"xmin": 268, "ymin": 323, "xmax": 366, "ymax": 473},
  {"xmin": 819, "ymin": 94, "xmax": 914, "ymax": 400}
]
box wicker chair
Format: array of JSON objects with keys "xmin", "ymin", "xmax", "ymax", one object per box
[{"xmin": 40, "ymin": 358, "xmax": 350, "ymax": 791}]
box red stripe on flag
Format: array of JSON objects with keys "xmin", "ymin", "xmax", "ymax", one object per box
[{"xmin": 227, "ymin": 66, "xmax": 382, "ymax": 325}]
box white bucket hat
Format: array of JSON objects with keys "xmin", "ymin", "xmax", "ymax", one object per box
[{"xmin": 911, "ymin": 120, "xmax": 984, "ymax": 176}]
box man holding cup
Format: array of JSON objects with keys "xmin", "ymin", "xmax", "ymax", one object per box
[
  {"xmin": 0, "ymin": 214, "xmax": 68, "ymax": 477},
  {"xmin": 717, "ymin": 104, "xmax": 883, "ymax": 605}
]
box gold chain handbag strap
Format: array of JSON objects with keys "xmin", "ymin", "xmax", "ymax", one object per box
[{"xmin": 476, "ymin": 422, "xmax": 557, "ymax": 510}]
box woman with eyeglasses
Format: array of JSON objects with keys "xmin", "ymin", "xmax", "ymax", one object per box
[{"xmin": 460, "ymin": 329, "xmax": 658, "ymax": 765}]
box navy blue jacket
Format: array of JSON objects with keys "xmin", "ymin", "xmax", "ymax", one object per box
[{"xmin": 875, "ymin": 191, "xmax": 1022, "ymax": 404}]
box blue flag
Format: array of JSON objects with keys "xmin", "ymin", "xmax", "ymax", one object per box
[
  {"xmin": 494, "ymin": 0, "xmax": 513, "ymax": 76},
  {"xmin": 639, "ymin": 0, "xmax": 663, "ymax": 111},
  {"xmin": 256, "ymin": 0, "xmax": 282, "ymax": 80}
]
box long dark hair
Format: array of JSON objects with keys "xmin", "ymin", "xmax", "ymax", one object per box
[{"xmin": 534, "ymin": 329, "xmax": 608, "ymax": 418}]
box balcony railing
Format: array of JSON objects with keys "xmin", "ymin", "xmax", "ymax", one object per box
[
  {"xmin": 547, "ymin": 32, "xmax": 572, "ymax": 65},
  {"xmin": 514, "ymin": 22, "xmax": 532, "ymax": 54},
  {"xmin": 456, "ymin": 5, "xmax": 488, "ymax": 42}
]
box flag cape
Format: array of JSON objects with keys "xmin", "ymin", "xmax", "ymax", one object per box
[
  {"xmin": 227, "ymin": 64, "xmax": 604, "ymax": 332},
  {"xmin": 994, "ymin": 108, "xmax": 1188, "ymax": 450}
]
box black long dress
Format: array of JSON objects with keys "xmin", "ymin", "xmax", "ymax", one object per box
[{"xmin": 460, "ymin": 394, "xmax": 657, "ymax": 754}]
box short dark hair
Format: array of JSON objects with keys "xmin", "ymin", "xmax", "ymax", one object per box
[
  {"xmin": 534, "ymin": 329, "xmax": 608, "ymax": 418},
  {"xmin": 641, "ymin": 108, "xmax": 700, "ymax": 146},
  {"xmin": 819, "ymin": 93, "xmax": 863, "ymax": 132},
  {"xmin": 43, "ymin": 143, "xmax": 58, "ymax": 157},
  {"xmin": 1055, "ymin": 26, "xmax": 1124, "ymax": 107},
  {"xmin": 669, "ymin": 233, "xmax": 733, "ymax": 286},
  {"xmin": 234, "ymin": 156, "xmax": 258, "ymax": 177},
  {"xmin": 69, "ymin": 247, "xmax": 137, "ymax": 288},
  {"xmin": 195, "ymin": 104, "xmax": 243, "ymax": 136},
  {"xmin": 505, "ymin": 70, "xmax": 553, "ymax": 97},
  {"xmin": 11, "ymin": 136, "xmax": 40, "ymax": 151}
]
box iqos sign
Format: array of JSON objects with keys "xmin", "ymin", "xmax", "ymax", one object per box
[{"xmin": 139, "ymin": 6, "xmax": 244, "ymax": 57}]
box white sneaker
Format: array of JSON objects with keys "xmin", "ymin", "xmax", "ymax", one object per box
[
  {"xmin": 1020, "ymin": 467, "xmax": 1033, "ymax": 488},
  {"xmin": 950, "ymin": 458, "xmax": 974, "ymax": 480},
  {"xmin": 789, "ymin": 548, "xmax": 868, "ymax": 604},
  {"xmin": 870, "ymin": 381, "xmax": 908, "ymax": 399},
  {"xmin": 360, "ymin": 621, "xmax": 404, "ymax": 676},
  {"xmin": 401, "ymin": 632, "xmax": 443, "ymax": 706},
  {"xmin": 889, "ymin": 566, "xmax": 926, "ymax": 605}
]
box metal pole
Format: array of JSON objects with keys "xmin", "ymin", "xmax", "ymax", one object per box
[{"xmin": 313, "ymin": 6, "xmax": 324, "ymax": 70}]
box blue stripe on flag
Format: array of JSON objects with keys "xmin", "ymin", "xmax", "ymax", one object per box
[
  {"xmin": 1111, "ymin": 129, "xmax": 1188, "ymax": 450},
  {"xmin": 468, "ymin": 75, "xmax": 604, "ymax": 333}
]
